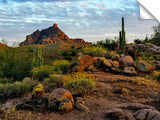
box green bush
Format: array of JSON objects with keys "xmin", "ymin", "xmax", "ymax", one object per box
[
  {"xmin": 31, "ymin": 65, "xmax": 53, "ymax": 81},
  {"xmin": 65, "ymin": 79, "xmax": 95, "ymax": 96},
  {"xmin": 81, "ymin": 45, "xmax": 107, "ymax": 57},
  {"xmin": 96, "ymin": 38, "xmax": 117, "ymax": 50},
  {"xmin": 0, "ymin": 77, "xmax": 13, "ymax": 84},
  {"xmin": 52, "ymin": 60, "xmax": 70, "ymax": 74},
  {"xmin": 43, "ymin": 74, "xmax": 61, "ymax": 92},
  {"xmin": 0, "ymin": 77, "xmax": 37, "ymax": 102}
]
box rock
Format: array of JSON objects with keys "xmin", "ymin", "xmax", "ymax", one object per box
[
  {"xmin": 123, "ymin": 66, "xmax": 137, "ymax": 75},
  {"xmin": 110, "ymin": 67, "xmax": 122, "ymax": 74},
  {"xmin": 120, "ymin": 103, "xmax": 156, "ymax": 111},
  {"xmin": 151, "ymin": 115, "xmax": 160, "ymax": 120},
  {"xmin": 120, "ymin": 54, "xmax": 125, "ymax": 58},
  {"xmin": 111, "ymin": 54, "xmax": 120, "ymax": 61},
  {"xmin": 20, "ymin": 23, "xmax": 91, "ymax": 46},
  {"xmin": 134, "ymin": 109, "xmax": 150, "ymax": 120},
  {"xmin": 134, "ymin": 109, "xmax": 160, "ymax": 120},
  {"xmin": 127, "ymin": 47, "xmax": 135, "ymax": 59},
  {"xmin": 85, "ymin": 64, "xmax": 97, "ymax": 72},
  {"xmin": 58, "ymin": 99, "xmax": 73, "ymax": 112},
  {"xmin": 102, "ymin": 59, "xmax": 112, "ymax": 69},
  {"xmin": 112, "ymin": 61, "xmax": 119, "ymax": 68},
  {"xmin": 136, "ymin": 60, "xmax": 153, "ymax": 73},
  {"xmin": 1, "ymin": 103, "xmax": 12, "ymax": 110},
  {"xmin": 105, "ymin": 108, "xmax": 124, "ymax": 119},
  {"xmin": 105, "ymin": 51, "xmax": 115, "ymax": 59},
  {"xmin": 78, "ymin": 55, "xmax": 94, "ymax": 72},
  {"xmin": 77, "ymin": 53, "xmax": 84, "ymax": 59},
  {"xmin": 93, "ymin": 57, "xmax": 106, "ymax": 68},
  {"xmin": 75, "ymin": 103, "xmax": 89, "ymax": 111},
  {"xmin": 147, "ymin": 110, "xmax": 160, "ymax": 120},
  {"xmin": 32, "ymin": 84, "xmax": 44, "ymax": 98},
  {"xmin": 48, "ymin": 88, "xmax": 74, "ymax": 112},
  {"xmin": 119, "ymin": 55, "xmax": 134, "ymax": 68}
]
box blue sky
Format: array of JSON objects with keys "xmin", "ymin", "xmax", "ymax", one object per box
[{"xmin": 0, "ymin": 0, "xmax": 158, "ymax": 45}]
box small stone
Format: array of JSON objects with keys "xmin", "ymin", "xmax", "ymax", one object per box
[{"xmin": 75, "ymin": 103, "xmax": 89, "ymax": 111}]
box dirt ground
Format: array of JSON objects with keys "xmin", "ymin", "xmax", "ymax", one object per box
[{"xmin": 1, "ymin": 71, "xmax": 160, "ymax": 120}]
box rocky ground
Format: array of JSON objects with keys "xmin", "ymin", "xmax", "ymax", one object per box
[{"xmin": 1, "ymin": 70, "xmax": 160, "ymax": 120}]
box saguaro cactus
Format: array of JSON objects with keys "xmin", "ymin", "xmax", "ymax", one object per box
[
  {"xmin": 32, "ymin": 44, "xmax": 44, "ymax": 67},
  {"xmin": 119, "ymin": 17, "xmax": 125, "ymax": 54}
]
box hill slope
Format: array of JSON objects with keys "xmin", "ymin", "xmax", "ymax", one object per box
[{"xmin": 0, "ymin": 43, "xmax": 8, "ymax": 50}]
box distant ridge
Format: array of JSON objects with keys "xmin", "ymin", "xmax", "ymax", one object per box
[
  {"xmin": 20, "ymin": 24, "xmax": 92, "ymax": 47},
  {"xmin": 0, "ymin": 42, "xmax": 8, "ymax": 49}
]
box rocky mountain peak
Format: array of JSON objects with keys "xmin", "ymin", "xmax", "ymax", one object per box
[{"xmin": 20, "ymin": 23, "xmax": 91, "ymax": 47}]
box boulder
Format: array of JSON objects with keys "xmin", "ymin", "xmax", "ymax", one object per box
[
  {"xmin": 75, "ymin": 103, "xmax": 89, "ymax": 111},
  {"xmin": 103, "ymin": 59, "xmax": 112, "ymax": 68},
  {"xmin": 119, "ymin": 55, "xmax": 134, "ymax": 68},
  {"xmin": 32, "ymin": 84, "xmax": 44, "ymax": 98},
  {"xmin": 93, "ymin": 57, "xmax": 106, "ymax": 68},
  {"xmin": 123, "ymin": 66, "xmax": 137, "ymax": 75},
  {"xmin": 135, "ymin": 60, "xmax": 153, "ymax": 73},
  {"xmin": 48, "ymin": 88, "xmax": 74, "ymax": 112},
  {"xmin": 127, "ymin": 47, "xmax": 135, "ymax": 59},
  {"xmin": 105, "ymin": 108, "xmax": 124, "ymax": 120},
  {"xmin": 105, "ymin": 51, "xmax": 115, "ymax": 59},
  {"xmin": 78, "ymin": 55, "xmax": 94, "ymax": 72},
  {"xmin": 85, "ymin": 64, "xmax": 97, "ymax": 72},
  {"xmin": 111, "ymin": 54, "xmax": 120, "ymax": 61},
  {"xmin": 112, "ymin": 61, "xmax": 119, "ymax": 68},
  {"xmin": 134, "ymin": 109, "xmax": 160, "ymax": 120}
]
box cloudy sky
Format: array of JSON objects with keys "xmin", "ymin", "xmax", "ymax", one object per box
[{"xmin": 0, "ymin": 0, "xmax": 158, "ymax": 45}]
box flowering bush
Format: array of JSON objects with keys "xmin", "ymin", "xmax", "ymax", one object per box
[
  {"xmin": 52, "ymin": 60, "xmax": 70, "ymax": 74},
  {"xmin": 31, "ymin": 65, "xmax": 53, "ymax": 81}
]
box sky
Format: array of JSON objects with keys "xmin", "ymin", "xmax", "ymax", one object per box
[{"xmin": 0, "ymin": 0, "xmax": 159, "ymax": 46}]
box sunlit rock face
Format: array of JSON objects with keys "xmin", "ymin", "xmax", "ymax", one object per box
[{"xmin": 20, "ymin": 23, "xmax": 92, "ymax": 46}]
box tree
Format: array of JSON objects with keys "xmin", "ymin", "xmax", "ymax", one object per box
[
  {"xmin": 153, "ymin": 23, "xmax": 160, "ymax": 38},
  {"xmin": 134, "ymin": 39, "xmax": 142, "ymax": 44},
  {"xmin": 150, "ymin": 24, "xmax": 160, "ymax": 45}
]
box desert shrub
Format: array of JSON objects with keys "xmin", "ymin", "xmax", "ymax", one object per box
[
  {"xmin": 31, "ymin": 65, "xmax": 53, "ymax": 81},
  {"xmin": 52, "ymin": 60, "xmax": 70, "ymax": 74},
  {"xmin": 105, "ymin": 51, "xmax": 117, "ymax": 59},
  {"xmin": 81, "ymin": 45, "xmax": 107, "ymax": 57},
  {"xmin": 146, "ymin": 71, "xmax": 160, "ymax": 80},
  {"xmin": 66, "ymin": 79, "xmax": 95, "ymax": 96},
  {"xmin": 155, "ymin": 55, "xmax": 160, "ymax": 61},
  {"xmin": 62, "ymin": 72, "xmax": 96, "ymax": 87},
  {"xmin": 0, "ymin": 77, "xmax": 37, "ymax": 102},
  {"xmin": 0, "ymin": 77, "xmax": 13, "ymax": 84},
  {"xmin": 43, "ymin": 74, "xmax": 61, "ymax": 92},
  {"xmin": 142, "ymin": 51, "xmax": 154, "ymax": 62},
  {"xmin": 134, "ymin": 39, "xmax": 143, "ymax": 44},
  {"xmin": 157, "ymin": 73, "xmax": 160, "ymax": 81},
  {"xmin": 96, "ymin": 38, "xmax": 117, "ymax": 50},
  {"xmin": 62, "ymin": 46, "xmax": 78, "ymax": 61}
]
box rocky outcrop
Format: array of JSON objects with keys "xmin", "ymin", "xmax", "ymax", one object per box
[
  {"xmin": 20, "ymin": 24, "xmax": 92, "ymax": 46},
  {"xmin": 135, "ymin": 60, "xmax": 153, "ymax": 73},
  {"xmin": 119, "ymin": 55, "xmax": 134, "ymax": 68},
  {"xmin": 78, "ymin": 55, "xmax": 94, "ymax": 72},
  {"xmin": 0, "ymin": 42, "xmax": 8, "ymax": 50},
  {"xmin": 123, "ymin": 66, "xmax": 137, "ymax": 75},
  {"xmin": 48, "ymin": 88, "xmax": 74, "ymax": 112},
  {"xmin": 126, "ymin": 43, "xmax": 160, "ymax": 54}
]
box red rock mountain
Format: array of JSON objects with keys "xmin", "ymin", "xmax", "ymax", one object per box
[
  {"xmin": 0, "ymin": 42, "xmax": 8, "ymax": 50},
  {"xmin": 20, "ymin": 24, "xmax": 91, "ymax": 47}
]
